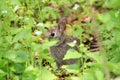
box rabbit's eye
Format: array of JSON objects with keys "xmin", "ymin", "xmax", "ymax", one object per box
[{"xmin": 51, "ymin": 33, "xmax": 55, "ymax": 37}]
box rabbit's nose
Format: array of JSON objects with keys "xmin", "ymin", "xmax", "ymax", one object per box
[{"xmin": 51, "ymin": 33, "xmax": 55, "ymax": 37}]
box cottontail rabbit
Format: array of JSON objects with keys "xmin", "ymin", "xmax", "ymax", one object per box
[{"xmin": 48, "ymin": 17, "xmax": 80, "ymax": 69}]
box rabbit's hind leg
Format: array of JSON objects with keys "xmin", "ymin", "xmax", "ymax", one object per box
[{"xmin": 55, "ymin": 61, "xmax": 62, "ymax": 69}]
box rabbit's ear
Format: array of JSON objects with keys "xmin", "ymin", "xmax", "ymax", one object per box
[{"xmin": 57, "ymin": 17, "xmax": 67, "ymax": 32}]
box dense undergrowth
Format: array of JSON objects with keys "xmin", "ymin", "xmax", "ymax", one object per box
[{"xmin": 0, "ymin": 0, "xmax": 120, "ymax": 80}]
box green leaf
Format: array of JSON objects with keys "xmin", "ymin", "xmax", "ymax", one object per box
[
  {"xmin": 31, "ymin": 42, "xmax": 42, "ymax": 52},
  {"xmin": 5, "ymin": 35, "xmax": 12, "ymax": 43},
  {"xmin": 71, "ymin": 76, "xmax": 80, "ymax": 80},
  {"xmin": 23, "ymin": 66, "xmax": 38, "ymax": 80},
  {"xmin": 13, "ymin": 43, "xmax": 23, "ymax": 49},
  {"xmin": 73, "ymin": 24, "xmax": 84, "ymax": 38},
  {"xmin": 108, "ymin": 62, "xmax": 120, "ymax": 75},
  {"xmin": 0, "ymin": 77, "xmax": 6, "ymax": 80},
  {"xmin": 3, "ymin": 50, "xmax": 30, "ymax": 63},
  {"xmin": 67, "ymin": 41, "xmax": 76, "ymax": 47},
  {"xmin": 87, "ymin": 52, "xmax": 103, "ymax": 64},
  {"xmin": 38, "ymin": 67, "xmax": 57, "ymax": 80},
  {"xmin": 98, "ymin": 10, "xmax": 120, "ymax": 30},
  {"xmin": 110, "ymin": 48, "xmax": 120, "ymax": 63},
  {"xmin": 9, "ymin": 0, "xmax": 21, "ymax": 5},
  {"xmin": 79, "ymin": 44, "xmax": 88, "ymax": 52},
  {"xmin": 24, "ymin": 66, "xmax": 56, "ymax": 80},
  {"xmin": 10, "ymin": 63, "xmax": 25, "ymax": 73},
  {"xmin": 12, "ymin": 29, "xmax": 31, "ymax": 42},
  {"xmin": 98, "ymin": 11, "xmax": 120, "ymax": 24},
  {"xmin": 0, "ymin": 69, "xmax": 6, "ymax": 77},
  {"xmin": 104, "ymin": 0, "xmax": 120, "ymax": 8},
  {"xmin": 95, "ymin": 69, "xmax": 104, "ymax": 80},
  {"xmin": 42, "ymin": 39, "xmax": 58, "ymax": 49},
  {"xmin": 79, "ymin": 70, "xmax": 96, "ymax": 80},
  {"xmin": 63, "ymin": 49, "xmax": 82, "ymax": 60},
  {"xmin": 63, "ymin": 63, "xmax": 80, "ymax": 74}
]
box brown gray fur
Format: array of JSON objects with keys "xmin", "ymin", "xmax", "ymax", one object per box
[{"xmin": 48, "ymin": 17, "xmax": 80, "ymax": 69}]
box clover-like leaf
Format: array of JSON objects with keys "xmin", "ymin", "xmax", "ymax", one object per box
[{"xmin": 63, "ymin": 49, "xmax": 82, "ymax": 60}]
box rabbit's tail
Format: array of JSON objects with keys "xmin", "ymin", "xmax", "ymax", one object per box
[{"xmin": 62, "ymin": 58, "xmax": 80, "ymax": 65}]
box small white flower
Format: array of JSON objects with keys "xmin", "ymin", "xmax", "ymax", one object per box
[
  {"xmin": 1, "ymin": 10, "xmax": 8, "ymax": 14},
  {"xmin": 73, "ymin": 40, "xmax": 77, "ymax": 44},
  {"xmin": 73, "ymin": 4, "xmax": 79, "ymax": 10},
  {"xmin": 36, "ymin": 23, "xmax": 44, "ymax": 27},
  {"xmin": 115, "ymin": 76, "xmax": 120, "ymax": 80},
  {"xmin": 34, "ymin": 31, "xmax": 42, "ymax": 35},
  {"xmin": 14, "ymin": 5, "xmax": 19, "ymax": 11}
]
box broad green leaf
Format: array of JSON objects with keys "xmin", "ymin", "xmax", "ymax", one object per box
[
  {"xmin": 10, "ymin": 63, "xmax": 25, "ymax": 73},
  {"xmin": 9, "ymin": 0, "xmax": 21, "ymax": 5},
  {"xmin": 104, "ymin": 0, "xmax": 120, "ymax": 8},
  {"xmin": 0, "ymin": 69, "xmax": 6, "ymax": 77},
  {"xmin": 12, "ymin": 29, "xmax": 31, "ymax": 42},
  {"xmin": 63, "ymin": 63, "xmax": 80, "ymax": 74},
  {"xmin": 110, "ymin": 48, "xmax": 120, "ymax": 63},
  {"xmin": 5, "ymin": 35, "xmax": 12, "ymax": 43},
  {"xmin": 12, "ymin": 76, "xmax": 19, "ymax": 80},
  {"xmin": 0, "ymin": 77, "xmax": 6, "ymax": 80},
  {"xmin": 42, "ymin": 39, "xmax": 58, "ymax": 49},
  {"xmin": 13, "ymin": 43, "xmax": 23, "ymax": 49},
  {"xmin": 71, "ymin": 76, "xmax": 79, "ymax": 80},
  {"xmin": 95, "ymin": 69, "xmax": 104, "ymax": 80},
  {"xmin": 98, "ymin": 10, "xmax": 120, "ymax": 30},
  {"xmin": 114, "ymin": 30, "xmax": 120, "ymax": 44},
  {"xmin": 3, "ymin": 50, "xmax": 29, "ymax": 63},
  {"xmin": 31, "ymin": 42, "xmax": 42, "ymax": 51},
  {"xmin": 108, "ymin": 62, "xmax": 120, "ymax": 75},
  {"xmin": 23, "ymin": 66, "xmax": 38, "ymax": 80},
  {"xmin": 73, "ymin": 24, "xmax": 84, "ymax": 38},
  {"xmin": 37, "ymin": 67, "xmax": 57, "ymax": 80},
  {"xmin": 64, "ymin": 49, "xmax": 82, "ymax": 60},
  {"xmin": 67, "ymin": 41, "xmax": 76, "ymax": 47},
  {"xmin": 87, "ymin": 52, "xmax": 103, "ymax": 64},
  {"xmin": 79, "ymin": 43, "xmax": 88, "ymax": 52},
  {"xmin": 79, "ymin": 71, "xmax": 96, "ymax": 80},
  {"xmin": 0, "ymin": 59, "xmax": 7, "ymax": 70},
  {"xmin": 98, "ymin": 11, "xmax": 120, "ymax": 24}
]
